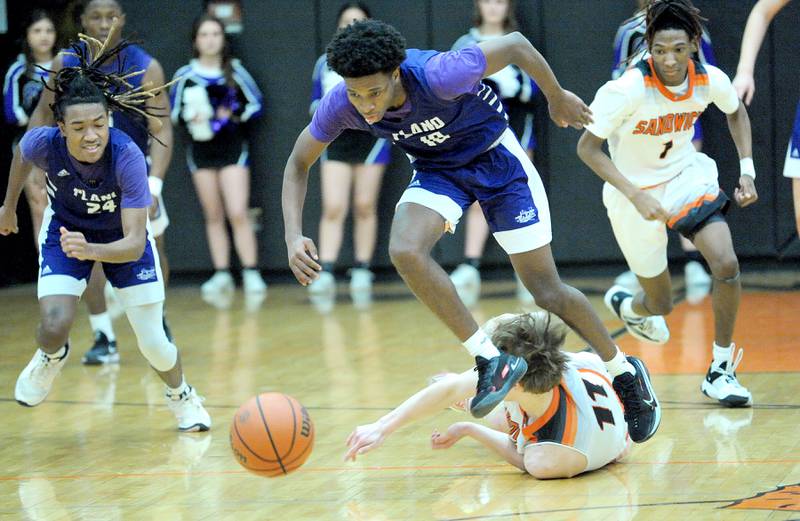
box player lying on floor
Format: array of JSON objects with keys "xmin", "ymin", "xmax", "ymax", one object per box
[{"xmin": 344, "ymin": 312, "xmax": 635, "ymax": 479}]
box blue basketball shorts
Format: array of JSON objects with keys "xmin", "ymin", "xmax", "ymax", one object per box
[
  {"xmin": 784, "ymin": 99, "xmax": 800, "ymax": 179},
  {"xmin": 396, "ymin": 128, "xmax": 552, "ymax": 255},
  {"xmin": 37, "ymin": 206, "xmax": 165, "ymax": 307}
]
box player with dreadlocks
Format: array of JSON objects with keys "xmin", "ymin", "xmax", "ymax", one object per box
[
  {"xmin": 24, "ymin": 0, "xmax": 175, "ymax": 367},
  {"xmin": 578, "ymin": 0, "xmax": 758, "ymax": 407},
  {"xmin": 282, "ymin": 19, "xmax": 660, "ymax": 444},
  {"xmin": 0, "ymin": 32, "xmax": 211, "ymax": 432}
]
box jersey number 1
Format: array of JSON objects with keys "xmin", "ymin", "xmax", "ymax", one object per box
[
  {"xmin": 582, "ymin": 379, "xmax": 616, "ymax": 430},
  {"xmin": 659, "ymin": 140, "xmax": 673, "ymax": 159}
]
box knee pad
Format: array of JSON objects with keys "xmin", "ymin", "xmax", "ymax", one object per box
[{"xmin": 138, "ymin": 336, "xmax": 177, "ymax": 372}]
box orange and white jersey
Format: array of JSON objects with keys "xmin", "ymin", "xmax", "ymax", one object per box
[
  {"xmin": 585, "ymin": 59, "xmax": 740, "ymax": 188},
  {"xmin": 504, "ymin": 352, "xmax": 629, "ymax": 472}
]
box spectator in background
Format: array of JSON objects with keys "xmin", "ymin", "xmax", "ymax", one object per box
[
  {"xmin": 3, "ymin": 10, "xmax": 57, "ymax": 246},
  {"xmin": 308, "ymin": 2, "xmax": 391, "ymax": 308},
  {"xmin": 170, "ymin": 14, "xmax": 267, "ymax": 299},
  {"xmin": 449, "ymin": 0, "xmax": 539, "ymax": 307}
]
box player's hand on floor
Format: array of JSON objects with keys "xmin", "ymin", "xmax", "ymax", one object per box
[
  {"xmin": 548, "ymin": 89, "xmax": 593, "ymax": 130},
  {"xmin": 629, "ymin": 190, "xmax": 669, "ymax": 222},
  {"xmin": 735, "ymin": 176, "xmax": 758, "ymax": 207},
  {"xmin": 344, "ymin": 422, "xmax": 387, "ymax": 461},
  {"xmin": 59, "ymin": 226, "xmax": 93, "ymax": 260},
  {"xmin": 0, "ymin": 206, "xmax": 18, "ymax": 235},
  {"xmin": 287, "ymin": 235, "xmax": 321, "ymax": 286},
  {"xmin": 430, "ymin": 423, "xmax": 468, "ymax": 450}
]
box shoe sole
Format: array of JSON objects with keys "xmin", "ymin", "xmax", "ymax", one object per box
[
  {"xmin": 16, "ymin": 399, "xmax": 37, "ymax": 407},
  {"xmin": 470, "ymin": 358, "xmax": 528, "ymax": 419},
  {"xmin": 628, "ymin": 356, "xmax": 661, "ymax": 443},
  {"xmin": 701, "ymin": 383, "xmax": 752, "ymax": 408},
  {"xmin": 179, "ymin": 423, "xmax": 211, "ymax": 433},
  {"xmin": 81, "ymin": 353, "xmax": 120, "ymax": 366}
]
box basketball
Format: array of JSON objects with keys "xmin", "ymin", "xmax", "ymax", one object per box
[{"xmin": 230, "ymin": 393, "xmax": 315, "ymax": 477}]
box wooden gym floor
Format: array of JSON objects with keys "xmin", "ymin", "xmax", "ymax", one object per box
[{"xmin": 1, "ymin": 272, "xmax": 799, "ymax": 520}]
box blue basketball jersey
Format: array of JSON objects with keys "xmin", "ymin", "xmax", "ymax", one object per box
[{"xmin": 310, "ymin": 47, "xmax": 509, "ymax": 170}]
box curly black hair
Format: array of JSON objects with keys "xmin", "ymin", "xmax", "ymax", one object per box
[
  {"xmin": 326, "ymin": 19, "xmax": 406, "ymax": 78},
  {"xmin": 645, "ymin": 0, "xmax": 705, "ymax": 45}
]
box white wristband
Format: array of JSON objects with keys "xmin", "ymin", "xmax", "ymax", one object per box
[
  {"xmin": 148, "ymin": 176, "xmax": 163, "ymax": 198},
  {"xmin": 740, "ymin": 157, "xmax": 755, "ymax": 179}
]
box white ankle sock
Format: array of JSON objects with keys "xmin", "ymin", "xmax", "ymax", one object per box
[
  {"xmin": 166, "ymin": 377, "xmax": 190, "ymax": 401},
  {"xmin": 621, "ymin": 298, "xmax": 643, "ymax": 320},
  {"xmin": 604, "ymin": 348, "xmax": 634, "ymax": 377},
  {"xmin": 89, "ymin": 313, "xmax": 116, "ymax": 342},
  {"xmin": 712, "ymin": 342, "xmax": 732, "ymax": 367},
  {"xmin": 463, "ymin": 329, "xmax": 500, "ymax": 359}
]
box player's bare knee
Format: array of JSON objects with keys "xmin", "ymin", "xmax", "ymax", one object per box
[
  {"xmin": 708, "ymin": 254, "xmax": 739, "ymax": 281},
  {"xmin": 228, "ymin": 210, "xmax": 248, "ymax": 228},
  {"xmin": 531, "ymin": 287, "xmax": 567, "ymax": 315},
  {"xmin": 322, "ymin": 202, "xmax": 347, "ymax": 223},
  {"xmin": 353, "ymin": 200, "xmax": 376, "ymax": 221},
  {"xmin": 388, "ymin": 241, "xmax": 424, "ymax": 273},
  {"xmin": 37, "ymin": 308, "xmax": 71, "ymax": 346}
]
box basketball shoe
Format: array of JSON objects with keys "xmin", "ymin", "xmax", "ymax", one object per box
[
  {"xmin": 701, "ymin": 345, "xmax": 752, "ymax": 407},
  {"xmin": 450, "ymin": 264, "xmax": 480, "ymax": 308},
  {"xmin": 604, "ymin": 285, "xmax": 670, "ymax": 344},
  {"xmin": 201, "ymin": 270, "xmax": 235, "ymax": 297},
  {"xmin": 612, "ymin": 355, "xmax": 661, "ymax": 443},
  {"xmin": 82, "ymin": 331, "xmax": 119, "ymax": 365},
  {"xmin": 15, "ymin": 345, "xmax": 70, "ymax": 407},
  {"xmin": 167, "ymin": 386, "xmax": 211, "ymax": 432},
  {"xmin": 242, "ymin": 268, "xmax": 267, "ymax": 295},
  {"xmin": 470, "ymin": 353, "xmax": 527, "ymax": 418}
]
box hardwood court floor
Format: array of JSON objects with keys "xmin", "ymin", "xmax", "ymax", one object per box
[{"xmin": 1, "ymin": 275, "xmax": 799, "ymax": 520}]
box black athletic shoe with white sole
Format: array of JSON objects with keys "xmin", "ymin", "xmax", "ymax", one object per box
[
  {"xmin": 81, "ymin": 332, "xmax": 119, "ymax": 365},
  {"xmin": 612, "ymin": 355, "xmax": 661, "ymax": 443},
  {"xmin": 470, "ymin": 353, "xmax": 528, "ymax": 418}
]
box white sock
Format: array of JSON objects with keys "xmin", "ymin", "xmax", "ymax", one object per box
[
  {"xmin": 604, "ymin": 348, "xmax": 635, "ymax": 377},
  {"xmin": 621, "ymin": 298, "xmax": 644, "ymax": 320},
  {"xmin": 712, "ymin": 342, "xmax": 732, "ymax": 367},
  {"xmin": 89, "ymin": 313, "xmax": 116, "ymax": 342},
  {"xmin": 166, "ymin": 377, "xmax": 190, "ymax": 401},
  {"xmin": 463, "ymin": 329, "xmax": 500, "ymax": 359},
  {"xmin": 45, "ymin": 344, "xmax": 68, "ymax": 360}
]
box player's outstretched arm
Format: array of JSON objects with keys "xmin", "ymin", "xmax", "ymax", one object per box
[
  {"xmin": 282, "ymin": 126, "xmax": 327, "ymax": 286},
  {"xmin": 577, "ymin": 130, "xmax": 668, "ymax": 222},
  {"xmin": 733, "ymin": 0, "xmax": 791, "ymax": 105},
  {"xmin": 477, "ymin": 32, "xmax": 592, "ymax": 129},
  {"xmin": 344, "ymin": 370, "xmax": 478, "ymax": 461},
  {"xmin": 432, "ymin": 422, "xmax": 525, "ymax": 471},
  {"xmin": 0, "ymin": 148, "xmax": 32, "ymax": 235},
  {"xmin": 726, "ymin": 101, "xmax": 758, "ymax": 207}
]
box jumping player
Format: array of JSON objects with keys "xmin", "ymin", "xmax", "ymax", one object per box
[
  {"xmin": 732, "ymin": 0, "xmax": 799, "ymax": 239},
  {"xmin": 345, "ymin": 312, "xmax": 632, "ymax": 479},
  {"xmin": 577, "ymin": 0, "xmax": 757, "ymax": 406},
  {"xmin": 24, "ymin": 0, "xmax": 175, "ymax": 365},
  {"xmin": 282, "ymin": 19, "xmax": 659, "ymax": 442},
  {"xmin": 0, "ymin": 34, "xmax": 210, "ymax": 432}
]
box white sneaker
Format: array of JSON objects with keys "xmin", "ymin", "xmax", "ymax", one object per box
[
  {"xmin": 604, "ymin": 285, "xmax": 670, "ymax": 344},
  {"xmin": 167, "ymin": 386, "xmax": 212, "ymax": 432},
  {"xmin": 684, "ymin": 260, "xmax": 712, "ymax": 304},
  {"xmin": 15, "ymin": 346, "xmax": 70, "ymax": 407},
  {"xmin": 613, "ymin": 270, "xmax": 642, "ymax": 293},
  {"xmin": 450, "ymin": 263, "xmax": 480, "ymax": 308},
  {"xmin": 701, "ymin": 345, "xmax": 752, "ymax": 407},
  {"xmin": 349, "ymin": 268, "xmax": 374, "ymax": 293},
  {"xmin": 515, "ymin": 274, "xmax": 535, "ymax": 305},
  {"xmin": 103, "ymin": 281, "xmax": 125, "ymax": 320},
  {"xmin": 242, "ymin": 269, "xmax": 267, "ymax": 295},
  {"xmin": 201, "ymin": 271, "xmax": 234, "ymax": 296},
  {"xmin": 308, "ymin": 270, "xmax": 335, "ymax": 297}
]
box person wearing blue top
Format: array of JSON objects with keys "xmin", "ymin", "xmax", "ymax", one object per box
[
  {"xmin": 307, "ymin": 2, "xmax": 391, "ymax": 307},
  {"xmin": 282, "ymin": 19, "xmax": 660, "ymax": 443},
  {"xmin": 3, "ymin": 10, "xmax": 56, "ymax": 247},
  {"xmin": 610, "ymin": 0, "xmax": 715, "ymax": 301},
  {"xmin": 24, "ymin": 0, "xmax": 175, "ymax": 367},
  {"xmin": 449, "ymin": 0, "xmax": 540, "ymax": 307},
  {"xmin": 0, "ymin": 35, "xmax": 210, "ymax": 432},
  {"xmin": 170, "ymin": 14, "xmax": 267, "ymax": 299}
]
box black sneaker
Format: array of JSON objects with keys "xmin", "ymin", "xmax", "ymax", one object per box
[
  {"xmin": 612, "ymin": 355, "xmax": 661, "ymax": 443},
  {"xmin": 163, "ymin": 315, "xmax": 174, "ymax": 343},
  {"xmin": 470, "ymin": 353, "xmax": 528, "ymax": 418},
  {"xmin": 81, "ymin": 332, "xmax": 120, "ymax": 365}
]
